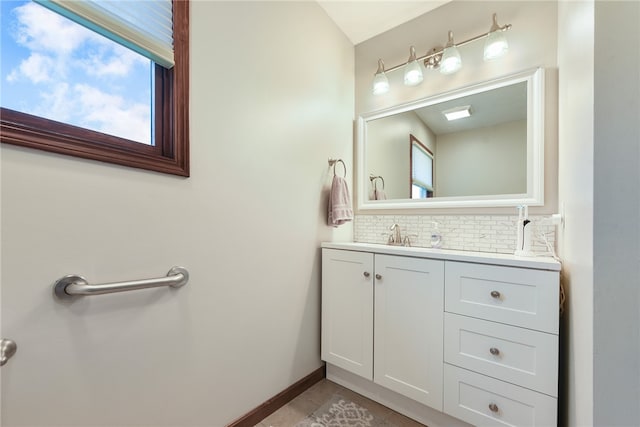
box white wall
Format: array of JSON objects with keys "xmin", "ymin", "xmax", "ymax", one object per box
[
  {"xmin": 354, "ymin": 1, "xmax": 558, "ymax": 215},
  {"xmin": 557, "ymin": 2, "xmax": 595, "ymax": 425},
  {"xmin": 558, "ymin": 1, "xmax": 640, "ymax": 426},
  {"xmin": 0, "ymin": 2, "xmax": 354, "ymax": 425},
  {"xmin": 435, "ymin": 120, "xmax": 526, "ymax": 197},
  {"xmin": 592, "ymin": 1, "xmax": 640, "ymax": 425}
]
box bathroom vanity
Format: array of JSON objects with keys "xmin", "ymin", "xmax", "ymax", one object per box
[{"xmin": 321, "ymin": 242, "xmax": 560, "ymax": 427}]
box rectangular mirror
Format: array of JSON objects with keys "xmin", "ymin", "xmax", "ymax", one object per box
[{"xmin": 357, "ymin": 68, "xmax": 544, "ymax": 210}]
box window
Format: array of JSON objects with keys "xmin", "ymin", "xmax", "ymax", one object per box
[
  {"xmin": 410, "ymin": 134, "xmax": 434, "ymax": 199},
  {"xmin": 0, "ymin": 0, "xmax": 189, "ymax": 176}
]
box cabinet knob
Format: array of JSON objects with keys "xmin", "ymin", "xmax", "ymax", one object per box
[
  {"xmin": 375, "ymin": 274, "xmax": 382, "ymax": 280},
  {"xmin": 363, "ymin": 272, "xmax": 370, "ymax": 278},
  {"xmin": 489, "ymin": 347, "xmax": 500, "ymax": 356},
  {"xmin": 488, "ymin": 403, "xmax": 499, "ymax": 413},
  {"xmin": 490, "ymin": 290, "xmax": 501, "ymax": 299}
]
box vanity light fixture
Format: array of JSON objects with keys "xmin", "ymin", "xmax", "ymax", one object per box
[
  {"xmin": 439, "ymin": 31, "xmax": 462, "ymax": 75},
  {"xmin": 484, "ymin": 13, "xmax": 509, "ymax": 60},
  {"xmin": 403, "ymin": 46, "xmax": 423, "ymax": 86},
  {"xmin": 371, "ymin": 13, "xmax": 511, "ymax": 95},
  {"xmin": 443, "ymin": 105, "xmax": 472, "ymax": 121},
  {"xmin": 372, "ymin": 59, "xmax": 390, "ymax": 95}
]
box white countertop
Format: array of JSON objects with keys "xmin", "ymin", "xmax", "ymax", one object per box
[{"xmin": 321, "ymin": 242, "xmax": 561, "ymax": 271}]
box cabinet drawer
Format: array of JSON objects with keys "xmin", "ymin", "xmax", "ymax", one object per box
[
  {"xmin": 444, "ymin": 364, "xmax": 557, "ymax": 427},
  {"xmin": 444, "ymin": 313, "xmax": 558, "ymax": 397},
  {"xmin": 445, "ymin": 261, "xmax": 559, "ymax": 333}
]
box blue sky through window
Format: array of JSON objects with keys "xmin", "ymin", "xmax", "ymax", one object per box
[{"xmin": 1, "ymin": 0, "xmax": 153, "ymax": 144}]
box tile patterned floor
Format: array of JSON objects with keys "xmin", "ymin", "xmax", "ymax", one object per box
[{"xmin": 254, "ymin": 379, "xmax": 427, "ymax": 427}]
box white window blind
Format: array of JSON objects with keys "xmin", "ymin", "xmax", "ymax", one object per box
[
  {"xmin": 412, "ymin": 144, "xmax": 433, "ymax": 190},
  {"xmin": 34, "ymin": 0, "xmax": 174, "ymax": 68}
]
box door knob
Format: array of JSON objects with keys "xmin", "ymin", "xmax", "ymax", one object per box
[{"xmin": 0, "ymin": 338, "xmax": 17, "ymax": 366}]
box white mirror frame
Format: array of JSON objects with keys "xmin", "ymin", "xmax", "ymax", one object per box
[{"xmin": 357, "ymin": 67, "xmax": 544, "ymax": 210}]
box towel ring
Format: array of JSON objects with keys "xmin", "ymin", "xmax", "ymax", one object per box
[
  {"xmin": 370, "ymin": 175, "xmax": 385, "ymax": 190},
  {"xmin": 328, "ymin": 158, "xmax": 347, "ymax": 178}
]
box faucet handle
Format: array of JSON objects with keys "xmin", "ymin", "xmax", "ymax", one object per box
[
  {"xmin": 381, "ymin": 232, "xmax": 395, "ymax": 245},
  {"xmin": 403, "ymin": 233, "xmax": 418, "ymax": 247}
]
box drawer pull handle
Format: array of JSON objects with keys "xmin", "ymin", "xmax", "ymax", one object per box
[
  {"xmin": 363, "ymin": 272, "xmax": 370, "ymax": 278},
  {"xmin": 489, "ymin": 403, "xmax": 499, "ymax": 413},
  {"xmin": 375, "ymin": 274, "xmax": 382, "ymax": 280},
  {"xmin": 490, "ymin": 290, "xmax": 501, "ymax": 299},
  {"xmin": 489, "ymin": 347, "xmax": 500, "ymax": 356}
]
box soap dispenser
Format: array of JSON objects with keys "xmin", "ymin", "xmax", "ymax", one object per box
[
  {"xmin": 514, "ymin": 205, "xmax": 534, "ymax": 257},
  {"xmin": 430, "ymin": 222, "xmax": 442, "ymax": 249}
]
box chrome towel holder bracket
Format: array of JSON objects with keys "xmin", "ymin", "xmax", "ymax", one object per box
[
  {"xmin": 328, "ymin": 158, "xmax": 347, "ymax": 178},
  {"xmin": 369, "ymin": 174, "xmax": 385, "ymax": 190}
]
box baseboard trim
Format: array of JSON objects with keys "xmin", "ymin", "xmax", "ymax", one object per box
[{"xmin": 226, "ymin": 365, "xmax": 326, "ymax": 427}]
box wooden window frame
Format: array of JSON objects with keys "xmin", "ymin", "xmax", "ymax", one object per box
[{"xmin": 0, "ymin": 0, "xmax": 189, "ymax": 177}]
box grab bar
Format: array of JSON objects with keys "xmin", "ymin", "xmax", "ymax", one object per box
[{"xmin": 53, "ymin": 266, "xmax": 189, "ymax": 299}]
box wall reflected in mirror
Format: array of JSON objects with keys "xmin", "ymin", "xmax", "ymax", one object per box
[{"xmin": 365, "ymin": 81, "xmax": 527, "ymax": 201}]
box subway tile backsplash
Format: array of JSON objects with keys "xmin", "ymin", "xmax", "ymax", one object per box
[{"xmin": 354, "ymin": 214, "xmax": 556, "ymax": 256}]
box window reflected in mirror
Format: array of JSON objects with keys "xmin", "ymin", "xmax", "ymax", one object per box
[{"xmin": 410, "ymin": 135, "xmax": 434, "ymax": 199}]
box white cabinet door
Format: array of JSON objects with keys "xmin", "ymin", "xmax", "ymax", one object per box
[
  {"xmin": 321, "ymin": 249, "xmax": 374, "ymax": 380},
  {"xmin": 374, "ymin": 254, "xmax": 444, "ymax": 410}
]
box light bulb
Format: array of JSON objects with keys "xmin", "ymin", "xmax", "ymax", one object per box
[
  {"xmin": 372, "ymin": 59, "xmax": 389, "ymax": 95},
  {"xmin": 403, "ymin": 46, "xmax": 423, "ymax": 86},
  {"xmin": 484, "ymin": 13, "xmax": 509, "ymax": 61},
  {"xmin": 372, "ymin": 73, "xmax": 389, "ymax": 95},
  {"xmin": 404, "ymin": 62, "xmax": 423, "ymax": 86},
  {"xmin": 440, "ymin": 31, "xmax": 461, "ymax": 75},
  {"xmin": 484, "ymin": 31, "xmax": 508, "ymax": 60}
]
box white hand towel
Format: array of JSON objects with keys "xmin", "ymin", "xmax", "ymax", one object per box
[
  {"xmin": 374, "ymin": 189, "xmax": 387, "ymax": 200},
  {"xmin": 328, "ymin": 175, "xmax": 353, "ymax": 227}
]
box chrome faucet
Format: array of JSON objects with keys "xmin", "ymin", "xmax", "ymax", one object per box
[
  {"xmin": 388, "ymin": 224, "xmax": 403, "ymax": 246},
  {"xmin": 386, "ymin": 224, "xmax": 417, "ymax": 247}
]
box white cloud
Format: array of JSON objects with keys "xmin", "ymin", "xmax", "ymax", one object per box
[
  {"xmin": 24, "ymin": 82, "xmax": 150, "ymax": 144},
  {"xmin": 81, "ymin": 44, "xmax": 150, "ymax": 78},
  {"xmin": 13, "ymin": 2, "xmax": 97, "ymax": 56},
  {"xmin": 9, "ymin": 2, "xmax": 148, "ymax": 82},
  {"xmin": 7, "ymin": 53, "xmax": 54, "ymax": 83},
  {"xmin": 35, "ymin": 82, "xmax": 74, "ymax": 123},
  {"xmin": 74, "ymin": 84, "xmax": 151, "ymax": 144}
]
